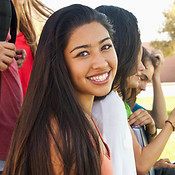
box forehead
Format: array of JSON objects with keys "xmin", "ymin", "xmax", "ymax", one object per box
[
  {"xmin": 144, "ymin": 59, "xmax": 154, "ymax": 69},
  {"xmin": 141, "ymin": 60, "xmax": 154, "ymax": 81},
  {"xmin": 67, "ymin": 22, "xmax": 110, "ymax": 47}
]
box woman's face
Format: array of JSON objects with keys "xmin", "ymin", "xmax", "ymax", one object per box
[
  {"xmin": 64, "ymin": 22, "xmax": 118, "ymax": 99},
  {"xmin": 126, "ymin": 46, "xmax": 145, "ymax": 88},
  {"xmin": 136, "ymin": 58, "xmax": 154, "ymax": 94}
]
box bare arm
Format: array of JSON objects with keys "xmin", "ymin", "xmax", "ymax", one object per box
[
  {"xmin": 147, "ymin": 50, "xmax": 168, "ymax": 128},
  {"xmin": 131, "ymin": 107, "xmax": 175, "ymax": 175},
  {"xmin": 50, "ymin": 137, "xmax": 64, "ymax": 175},
  {"xmin": 49, "ymin": 118, "xmax": 64, "ymax": 175}
]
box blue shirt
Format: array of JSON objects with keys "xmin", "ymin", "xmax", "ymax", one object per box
[{"xmin": 132, "ymin": 103, "xmax": 146, "ymax": 112}]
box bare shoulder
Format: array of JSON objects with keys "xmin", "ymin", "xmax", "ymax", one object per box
[{"xmin": 49, "ymin": 117, "xmax": 64, "ymax": 175}]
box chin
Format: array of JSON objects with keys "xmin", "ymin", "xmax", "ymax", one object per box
[{"xmin": 96, "ymin": 90, "xmax": 111, "ymax": 97}]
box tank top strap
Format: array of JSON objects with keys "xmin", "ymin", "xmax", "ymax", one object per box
[{"xmin": 91, "ymin": 116, "xmax": 111, "ymax": 159}]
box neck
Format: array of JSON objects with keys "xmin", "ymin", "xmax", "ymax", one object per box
[
  {"xmin": 126, "ymin": 88, "xmax": 132, "ymax": 98},
  {"xmin": 76, "ymin": 93, "xmax": 94, "ymax": 119},
  {"xmin": 17, "ymin": 28, "xmax": 20, "ymax": 35}
]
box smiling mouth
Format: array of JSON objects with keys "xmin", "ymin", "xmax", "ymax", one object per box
[{"xmin": 88, "ymin": 72, "xmax": 109, "ymax": 82}]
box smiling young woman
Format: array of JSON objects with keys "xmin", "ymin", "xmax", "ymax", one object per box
[{"xmin": 3, "ymin": 4, "xmax": 118, "ymax": 175}]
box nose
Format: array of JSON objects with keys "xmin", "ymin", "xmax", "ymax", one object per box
[
  {"xmin": 140, "ymin": 81, "xmax": 147, "ymax": 91},
  {"xmin": 91, "ymin": 53, "xmax": 108, "ymax": 69},
  {"xmin": 138, "ymin": 61, "xmax": 145, "ymax": 71}
]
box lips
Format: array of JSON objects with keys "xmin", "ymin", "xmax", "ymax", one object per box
[{"xmin": 87, "ymin": 71, "xmax": 111, "ymax": 86}]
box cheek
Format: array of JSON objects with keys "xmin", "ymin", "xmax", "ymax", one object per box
[
  {"xmin": 64, "ymin": 60, "xmax": 79, "ymax": 81},
  {"xmin": 114, "ymin": 57, "xmax": 118, "ymax": 72},
  {"xmin": 108, "ymin": 51, "xmax": 118, "ymax": 73},
  {"xmin": 127, "ymin": 76, "xmax": 139, "ymax": 88},
  {"xmin": 69, "ymin": 65, "xmax": 81, "ymax": 79},
  {"xmin": 67, "ymin": 60, "xmax": 89, "ymax": 83},
  {"xmin": 134, "ymin": 76, "xmax": 140, "ymax": 87},
  {"xmin": 126, "ymin": 77, "xmax": 132, "ymax": 87},
  {"xmin": 132, "ymin": 78, "xmax": 138, "ymax": 87}
]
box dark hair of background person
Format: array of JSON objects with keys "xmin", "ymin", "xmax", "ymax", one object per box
[
  {"xmin": 0, "ymin": 0, "xmax": 17, "ymax": 44},
  {"xmin": 95, "ymin": 5, "xmax": 141, "ymax": 101},
  {"xmin": 0, "ymin": 0, "xmax": 17, "ymax": 94},
  {"xmin": 142, "ymin": 46, "xmax": 159, "ymax": 68},
  {"xmin": 3, "ymin": 4, "xmax": 114, "ymax": 175},
  {"xmin": 12, "ymin": 0, "xmax": 53, "ymax": 57},
  {"xmin": 0, "ymin": 0, "xmax": 12, "ymax": 41}
]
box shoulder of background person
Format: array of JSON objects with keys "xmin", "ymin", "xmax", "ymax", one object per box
[{"xmin": 132, "ymin": 103, "xmax": 146, "ymax": 113}]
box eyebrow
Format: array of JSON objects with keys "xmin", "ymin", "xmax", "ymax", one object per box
[{"xmin": 70, "ymin": 37, "xmax": 111, "ymax": 53}]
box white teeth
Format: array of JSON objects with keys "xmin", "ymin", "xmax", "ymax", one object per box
[{"xmin": 89, "ymin": 73, "xmax": 108, "ymax": 82}]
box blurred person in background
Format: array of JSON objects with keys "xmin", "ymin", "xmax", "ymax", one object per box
[
  {"xmin": 130, "ymin": 47, "xmax": 175, "ymax": 174},
  {"xmin": 132, "ymin": 47, "xmax": 168, "ymax": 129},
  {"xmin": 0, "ymin": 0, "xmax": 26, "ymax": 174},
  {"xmin": 12, "ymin": 0, "xmax": 53, "ymax": 98}
]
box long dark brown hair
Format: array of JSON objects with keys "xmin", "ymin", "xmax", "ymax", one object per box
[{"xmin": 3, "ymin": 4, "xmax": 114, "ymax": 175}]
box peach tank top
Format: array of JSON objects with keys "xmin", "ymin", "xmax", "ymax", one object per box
[{"xmin": 91, "ymin": 117, "xmax": 113, "ymax": 175}]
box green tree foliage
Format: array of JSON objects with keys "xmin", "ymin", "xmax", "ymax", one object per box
[{"xmin": 151, "ymin": 1, "xmax": 175, "ymax": 57}]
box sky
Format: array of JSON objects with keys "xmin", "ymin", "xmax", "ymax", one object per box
[{"xmin": 42, "ymin": 0, "xmax": 174, "ymax": 42}]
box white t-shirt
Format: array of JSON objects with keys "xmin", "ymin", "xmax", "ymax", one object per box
[{"xmin": 92, "ymin": 91, "xmax": 136, "ymax": 175}]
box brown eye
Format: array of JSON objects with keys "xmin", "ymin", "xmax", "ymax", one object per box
[
  {"xmin": 76, "ymin": 51, "xmax": 89, "ymax": 57},
  {"xmin": 101, "ymin": 44, "xmax": 112, "ymax": 51}
]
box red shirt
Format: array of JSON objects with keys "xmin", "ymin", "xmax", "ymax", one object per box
[
  {"xmin": 0, "ymin": 58, "xmax": 23, "ymax": 159},
  {"xmin": 15, "ymin": 32, "xmax": 33, "ymax": 99}
]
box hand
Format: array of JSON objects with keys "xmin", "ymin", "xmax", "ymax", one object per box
[
  {"xmin": 15, "ymin": 49, "xmax": 26, "ymax": 69},
  {"xmin": 0, "ymin": 42, "xmax": 16, "ymax": 71},
  {"xmin": 154, "ymin": 159, "xmax": 175, "ymax": 169},
  {"xmin": 167, "ymin": 108, "xmax": 175, "ymax": 130},
  {"xmin": 128, "ymin": 109, "xmax": 156, "ymax": 139},
  {"xmin": 151, "ymin": 50, "xmax": 164, "ymax": 78},
  {"xmin": 128, "ymin": 108, "xmax": 155, "ymax": 127}
]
